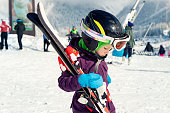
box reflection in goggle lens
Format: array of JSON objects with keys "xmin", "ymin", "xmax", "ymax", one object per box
[{"xmin": 116, "ymin": 41, "xmax": 127, "ymax": 49}]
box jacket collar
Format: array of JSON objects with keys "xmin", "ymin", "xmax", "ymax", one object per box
[{"xmin": 69, "ymin": 38, "xmax": 105, "ymax": 61}]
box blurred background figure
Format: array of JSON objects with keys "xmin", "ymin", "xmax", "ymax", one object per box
[
  {"xmin": 122, "ymin": 21, "xmax": 134, "ymax": 65},
  {"xmin": 0, "ymin": 20, "xmax": 11, "ymax": 50},
  {"xmin": 158, "ymin": 45, "xmax": 165, "ymax": 56},
  {"xmin": 68, "ymin": 25, "xmax": 80, "ymax": 41},
  {"xmin": 14, "ymin": 19, "xmax": 25, "ymax": 50},
  {"xmin": 168, "ymin": 48, "xmax": 170, "ymax": 58},
  {"xmin": 144, "ymin": 42, "xmax": 154, "ymax": 53},
  {"xmin": 43, "ymin": 34, "xmax": 50, "ymax": 52}
]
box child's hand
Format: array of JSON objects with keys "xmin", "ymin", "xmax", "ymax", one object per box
[{"xmin": 78, "ymin": 73, "xmax": 103, "ymax": 88}]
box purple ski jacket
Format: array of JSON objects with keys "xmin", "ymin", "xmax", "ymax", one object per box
[{"xmin": 58, "ymin": 38, "xmax": 116, "ymax": 113}]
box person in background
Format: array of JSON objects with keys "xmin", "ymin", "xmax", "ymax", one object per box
[
  {"xmin": 43, "ymin": 34, "xmax": 50, "ymax": 52},
  {"xmin": 168, "ymin": 47, "xmax": 170, "ymax": 58},
  {"xmin": 14, "ymin": 19, "xmax": 25, "ymax": 50},
  {"xmin": 0, "ymin": 20, "xmax": 11, "ymax": 50},
  {"xmin": 69, "ymin": 26, "xmax": 80, "ymax": 41},
  {"xmin": 144, "ymin": 42, "xmax": 154, "ymax": 52},
  {"xmin": 158, "ymin": 45, "xmax": 165, "ymax": 56},
  {"xmin": 122, "ymin": 21, "xmax": 134, "ymax": 65}
]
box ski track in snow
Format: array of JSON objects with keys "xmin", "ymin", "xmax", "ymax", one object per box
[{"xmin": 0, "ymin": 34, "xmax": 170, "ymax": 113}]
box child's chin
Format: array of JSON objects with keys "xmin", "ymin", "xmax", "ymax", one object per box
[{"xmin": 100, "ymin": 54, "xmax": 107, "ymax": 57}]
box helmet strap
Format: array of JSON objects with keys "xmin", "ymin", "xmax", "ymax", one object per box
[{"xmin": 94, "ymin": 52, "xmax": 106, "ymax": 60}]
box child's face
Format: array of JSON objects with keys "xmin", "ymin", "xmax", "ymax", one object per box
[{"xmin": 96, "ymin": 45, "xmax": 113, "ymax": 57}]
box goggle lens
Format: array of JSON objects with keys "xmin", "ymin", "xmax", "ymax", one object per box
[{"xmin": 115, "ymin": 41, "xmax": 127, "ymax": 50}]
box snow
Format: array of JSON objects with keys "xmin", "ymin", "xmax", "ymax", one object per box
[
  {"xmin": 108, "ymin": 55, "xmax": 170, "ymax": 113},
  {"xmin": 0, "ymin": 34, "xmax": 170, "ymax": 113},
  {"xmin": 0, "ymin": 34, "xmax": 72, "ymax": 113}
]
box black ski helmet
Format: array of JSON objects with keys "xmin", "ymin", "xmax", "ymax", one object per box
[{"xmin": 81, "ymin": 9, "xmax": 128, "ymax": 51}]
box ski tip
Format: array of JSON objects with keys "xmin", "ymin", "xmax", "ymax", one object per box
[
  {"xmin": 37, "ymin": 2, "xmax": 42, "ymax": 5},
  {"xmin": 37, "ymin": 2, "xmax": 40, "ymax": 11},
  {"xmin": 27, "ymin": 13, "xmax": 38, "ymax": 19},
  {"xmin": 37, "ymin": 2, "xmax": 44, "ymax": 15},
  {"xmin": 37, "ymin": 2, "xmax": 43, "ymax": 10},
  {"xmin": 27, "ymin": 13, "xmax": 36, "ymax": 16},
  {"xmin": 26, "ymin": 13, "xmax": 39, "ymax": 24},
  {"xmin": 37, "ymin": 2, "xmax": 42, "ymax": 6}
]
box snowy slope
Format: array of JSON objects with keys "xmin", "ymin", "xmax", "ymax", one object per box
[{"xmin": 0, "ymin": 33, "xmax": 170, "ymax": 113}]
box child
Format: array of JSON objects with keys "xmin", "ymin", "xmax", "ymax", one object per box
[{"xmin": 58, "ymin": 10, "xmax": 130, "ymax": 113}]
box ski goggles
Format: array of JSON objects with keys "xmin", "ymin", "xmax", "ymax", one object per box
[{"xmin": 80, "ymin": 19, "xmax": 130, "ymax": 51}]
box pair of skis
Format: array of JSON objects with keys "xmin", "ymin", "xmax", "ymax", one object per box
[{"xmin": 27, "ymin": 2, "xmax": 110, "ymax": 113}]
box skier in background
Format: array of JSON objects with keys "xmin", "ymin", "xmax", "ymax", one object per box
[
  {"xmin": 0, "ymin": 20, "xmax": 11, "ymax": 50},
  {"xmin": 144, "ymin": 42, "xmax": 154, "ymax": 52},
  {"xmin": 158, "ymin": 45, "xmax": 165, "ymax": 56},
  {"xmin": 14, "ymin": 19, "xmax": 25, "ymax": 50},
  {"xmin": 58, "ymin": 10, "xmax": 130, "ymax": 113},
  {"xmin": 43, "ymin": 34, "xmax": 50, "ymax": 52},
  {"xmin": 122, "ymin": 21, "xmax": 134, "ymax": 65},
  {"xmin": 68, "ymin": 26, "xmax": 80, "ymax": 41}
]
